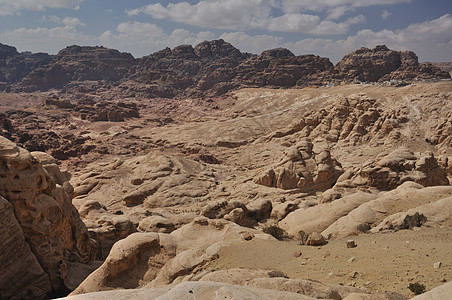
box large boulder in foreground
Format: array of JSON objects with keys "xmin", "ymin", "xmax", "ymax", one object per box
[{"xmin": 0, "ymin": 137, "xmax": 94, "ymax": 298}]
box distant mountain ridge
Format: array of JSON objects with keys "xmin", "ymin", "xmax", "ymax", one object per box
[{"xmin": 0, "ymin": 40, "xmax": 450, "ymax": 97}]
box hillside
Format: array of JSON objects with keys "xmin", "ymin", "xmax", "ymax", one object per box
[{"xmin": 0, "ymin": 40, "xmax": 451, "ymax": 299}]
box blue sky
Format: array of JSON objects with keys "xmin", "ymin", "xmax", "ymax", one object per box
[{"xmin": 0, "ymin": 0, "xmax": 451, "ymax": 63}]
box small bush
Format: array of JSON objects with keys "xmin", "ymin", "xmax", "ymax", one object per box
[
  {"xmin": 408, "ymin": 282, "xmax": 426, "ymax": 295},
  {"xmin": 396, "ymin": 82, "xmax": 411, "ymax": 87},
  {"xmin": 263, "ymin": 225, "xmax": 286, "ymax": 240}
]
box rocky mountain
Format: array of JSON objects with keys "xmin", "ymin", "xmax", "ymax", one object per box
[
  {"xmin": 19, "ymin": 45, "xmax": 135, "ymax": 91},
  {"xmin": 1, "ymin": 40, "xmax": 449, "ymax": 97},
  {"xmin": 0, "ymin": 43, "xmax": 53, "ymax": 90},
  {"xmin": 334, "ymin": 45, "xmax": 439, "ymax": 82}
]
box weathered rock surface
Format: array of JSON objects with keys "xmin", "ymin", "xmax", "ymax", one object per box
[
  {"xmin": 2, "ymin": 76, "xmax": 451, "ymax": 299},
  {"xmin": 279, "ymin": 192, "xmax": 377, "ymax": 238},
  {"xmin": 138, "ymin": 215, "xmax": 175, "ymax": 233},
  {"xmin": 371, "ymin": 196, "xmax": 452, "ymax": 232},
  {"xmin": 0, "ymin": 137, "xmax": 94, "ymax": 298},
  {"xmin": 198, "ymin": 268, "xmax": 364, "ymax": 299},
  {"xmin": 0, "ymin": 195, "xmax": 51, "ymax": 300},
  {"xmin": 350, "ymin": 148, "xmax": 449, "ymax": 189},
  {"xmin": 322, "ymin": 183, "xmax": 452, "ymax": 239},
  {"xmin": 255, "ymin": 138, "xmax": 343, "ymax": 192},
  {"xmin": 71, "ymin": 218, "xmax": 265, "ymax": 295}
]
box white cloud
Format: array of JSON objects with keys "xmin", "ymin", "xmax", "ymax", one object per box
[
  {"xmin": 127, "ymin": 0, "xmax": 273, "ymax": 31},
  {"xmin": 0, "ymin": 25, "xmax": 95, "ymax": 54},
  {"xmin": 326, "ymin": 6, "xmax": 352, "ymax": 20},
  {"xmin": 286, "ymin": 14, "xmax": 452, "ymax": 63},
  {"xmin": 381, "ymin": 10, "xmax": 391, "ymax": 20},
  {"xmin": 278, "ymin": 0, "xmax": 412, "ymax": 13},
  {"xmin": 41, "ymin": 16, "xmax": 85, "ymax": 27},
  {"xmin": 0, "ymin": 0, "xmax": 83, "ymax": 16},
  {"xmin": 266, "ymin": 13, "xmax": 320, "ymax": 32},
  {"xmin": 127, "ymin": 0, "xmax": 363, "ymax": 35},
  {"xmin": 99, "ymin": 21, "xmax": 217, "ymax": 57},
  {"xmin": 346, "ymin": 15, "xmax": 366, "ymax": 25},
  {"xmin": 220, "ymin": 31, "xmax": 283, "ymax": 54},
  {"xmin": 61, "ymin": 17, "xmax": 85, "ymax": 27},
  {"xmin": 41, "ymin": 15, "xmax": 62, "ymax": 23}
]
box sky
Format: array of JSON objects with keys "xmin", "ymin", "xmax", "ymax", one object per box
[{"xmin": 0, "ymin": 0, "xmax": 451, "ymax": 63}]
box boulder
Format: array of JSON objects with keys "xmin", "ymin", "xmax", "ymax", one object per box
[
  {"xmin": 246, "ymin": 199, "xmax": 272, "ymax": 221},
  {"xmin": 72, "ymin": 218, "xmax": 265, "ymax": 295},
  {"xmin": 271, "ymin": 201, "xmax": 299, "ymax": 220},
  {"xmin": 71, "ymin": 233, "xmax": 177, "ymax": 295},
  {"xmin": 306, "ymin": 232, "xmax": 327, "ymax": 246},
  {"xmin": 280, "ymin": 192, "xmax": 377, "ymax": 238},
  {"xmin": 138, "ymin": 215, "xmax": 175, "ymax": 233}
]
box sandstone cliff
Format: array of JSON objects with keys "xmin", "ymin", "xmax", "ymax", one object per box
[{"xmin": 0, "ymin": 137, "xmax": 95, "ymax": 299}]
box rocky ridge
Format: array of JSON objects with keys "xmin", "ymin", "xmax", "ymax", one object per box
[
  {"xmin": 0, "ymin": 40, "xmax": 449, "ymax": 98},
  {"xmin": 0, "ymin": 43, "xmax": 53, "ymax": 91}
]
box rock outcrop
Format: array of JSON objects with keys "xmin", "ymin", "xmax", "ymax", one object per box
[
  {"xmin": 0, "ymin": 137, "xmax": 94, "ymax": 298},
  {"xmin": 321, "ymin": 149, "xmax": 450, "ymax": 202},
  {"xmin": 0, "ymin": 195, "xmax": 51, "ymax": 300},
  {"xmin": 0, "ymin": 43, "xmax": 53, "ymax": 90},
  {"xmin": 18, "ymin": 45, "xmax": 135, "ymax": 91},
  {"xmin": 255, "ymin": 138, "xmax": 343, "ymax": 192},
  {"xmin": 279, "ymin": 192, "xmax": 378, "ymax": 238},
  {"xmin": 335, "ymin": 45, "xmax": 450, "ymax": 83},
  {"xmin": 68, "ymin": 281, "xmax": 319, "ymax": 300},
  {"xmin": 322, "ymin": 183, "xmax": 452, "ymax": 239},
  {"xmin": 71, "ymin": 217, "xmax": 265, "ymax": 295}
]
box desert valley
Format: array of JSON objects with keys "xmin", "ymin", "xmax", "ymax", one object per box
[{"xmin": 0, "ymin": 40, "xmax": 451, "ymax": 300}]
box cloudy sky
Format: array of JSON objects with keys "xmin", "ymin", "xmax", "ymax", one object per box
[{"xmin": 0, "ymin": 0, "xmax": 451, "ymax": 63}]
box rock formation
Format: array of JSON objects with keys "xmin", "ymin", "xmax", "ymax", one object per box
[
  {"xmin": 19, "ymin": 45, "xmax": 135, "ymax": 91},
  {"xmin": 0, "ymin": 43, "xmax": 53, "ymax": 91},
  {"xmin": 255, "ymin": 138, "xmax": 343, "ymax": 192},
  {"xmin": 1, "ymin": 41, "xmax": 448, "ymax": 97},
  {"xmin": 0, "ymin": 137, "xmax": 94, "ymax": 298}
]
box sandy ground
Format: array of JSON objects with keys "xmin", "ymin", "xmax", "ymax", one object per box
[{"xmin": 208, "ymin": 226, "xmax": 452, "ymax": 298}]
